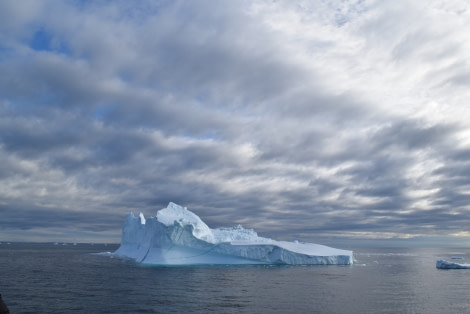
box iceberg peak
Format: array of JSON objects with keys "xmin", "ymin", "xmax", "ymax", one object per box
[
  {"xmin": 156, "ymin": 202, "xmax": 213, "ymax": 242},
  {"xmin": 138, "ymin": 213, "xmax": 146, "ymax": 225},
  {"xmin": 114, "ymin": 202, "xmax": 353, "ymax": 265}
]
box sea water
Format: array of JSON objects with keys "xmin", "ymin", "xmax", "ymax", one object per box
[{"xmin": 1, "ymin": 243, "xmax": 470, "ymax": 313}]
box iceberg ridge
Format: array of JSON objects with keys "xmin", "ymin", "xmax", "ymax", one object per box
[{"xmin": 113, "ymin": 202, "xmax": 353, "ymax": 265}]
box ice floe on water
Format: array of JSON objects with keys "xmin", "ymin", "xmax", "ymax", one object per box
[{"xmin": 436, "ymin": 260, "xmax": 470, "ymax": 269}]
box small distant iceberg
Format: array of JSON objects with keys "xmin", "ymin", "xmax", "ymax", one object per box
[
  {"xmin": 436, "ymin": 260, "xmax": 470, "ymax": 269},
  {"xmin": 113, "ymin": 202, "xmax": 353, "ymax": 265}
]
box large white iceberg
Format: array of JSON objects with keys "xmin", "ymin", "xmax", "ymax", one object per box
[
  {"xmin": 436, "ymin": 260, "xmax": 470, "ymax": 269},
  {"xmin": 113, "ymin": 202, "xmax": 353, "ymax": 265}
]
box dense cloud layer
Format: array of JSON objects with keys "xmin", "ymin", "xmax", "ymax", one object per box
[{"xmin": 1, "ymin": 0, "xmax": 470, "ymax": 244}]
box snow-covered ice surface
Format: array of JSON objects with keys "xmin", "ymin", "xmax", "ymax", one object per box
[
  {"xmin": 113, "ymin": 202, "xmax": 353, "ymax": 265},
  {"xmin": 436, "ymin": 260, "xmax": 470, "ymax": 269}
]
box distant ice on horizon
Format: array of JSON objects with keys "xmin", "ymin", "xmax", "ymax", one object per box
[
  {"xmin": 436, "ymin": 260, "xmax": 470, "ymax": 269},
  {"xmin": 113, "ymin": 202, "xmax": 353, "ymax": 265}
]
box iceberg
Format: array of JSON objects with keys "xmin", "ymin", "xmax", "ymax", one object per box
[
  {"xmin": 436, "ymin": 260, "xmax": 470, "ymax": 269},
  {"xmin": 113, "ymin": 202, "xmax": 353, "ymax": 265}
]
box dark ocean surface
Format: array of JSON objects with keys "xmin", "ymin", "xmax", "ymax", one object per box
[{"xmin": 1, "ymin": 243, "xmax": 470, "ymax": 313}]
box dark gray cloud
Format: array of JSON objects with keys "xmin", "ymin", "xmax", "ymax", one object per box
[{"xmin": 1, "ymin": 0, "xmax": 470, "ymax": 245}]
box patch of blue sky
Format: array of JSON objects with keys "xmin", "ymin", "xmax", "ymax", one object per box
[
  {"xmin": 30, "ymin": 28, "xmax": 71, "ymax": 55},
  {"xmin": 71, "ymin": 0, "xmax": 169, "ymax": 24},
  {"xmin": 7, "ymin": 90, "xmax": 66, "ymax": 111},
  {"xmin": 117, "ymin": 71, "xmax": 133, "ymax": 84},
  {"xmin": 93, "ymin": 103, "xmax": 116, "ymax": 121},
  {"xmin": 182, "ymin": 130, "xmax": 220, "ymax": 142},
  {"xmin": 71, "ymin": 0, "xmax": 95, "ymax": 10},
  {"xmin": 334, "ymin": 13, "xmax": 349, "ymax": 27},
  {"xmin": 194, "ymin": 93, "xmax": 209, "ymax": 104},
  {"xmin": 333, "ymin": 0, "xmax": 367, "ymax": 27},
  {"xmin": 0, "ymin": 45, "xmax": 16, "ymax": 62},
  {"xmin": 4, "ymin": 98, "xmax": 51, "ymax": 116}
]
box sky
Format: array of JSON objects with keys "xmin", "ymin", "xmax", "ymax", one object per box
[{"xmin": 1, "ymin": 0, "xmax": 470, "ymax": 247}]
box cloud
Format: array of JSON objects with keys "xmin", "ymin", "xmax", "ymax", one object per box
[{"xmin": 0, "ymin": 0, "xmax": 470, "ymax": 245}]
